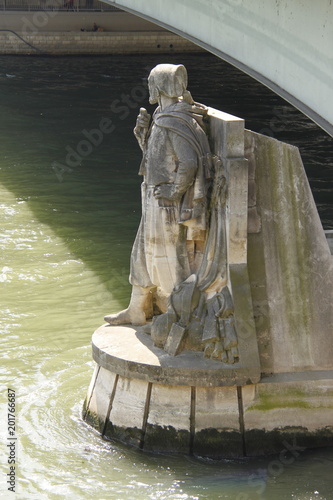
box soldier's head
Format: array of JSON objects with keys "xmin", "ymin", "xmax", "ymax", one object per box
[{"xmin": 148, "ymin": 64, "xmax": 188, "ymax": 104}]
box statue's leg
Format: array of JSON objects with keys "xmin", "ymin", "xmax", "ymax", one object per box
[{"xmin": 104, "ymin": 285, "xmax": 153, "ymax": 326}]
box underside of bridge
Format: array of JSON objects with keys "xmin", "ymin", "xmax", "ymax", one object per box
[{"xmin": 102, "ymin": 0, "xmax": 333, "ymax": 137}]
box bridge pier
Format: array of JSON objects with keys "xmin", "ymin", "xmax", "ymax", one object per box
[{"xmin": 83, "ymin": 107, "xmax": 333, "ymax": 457}]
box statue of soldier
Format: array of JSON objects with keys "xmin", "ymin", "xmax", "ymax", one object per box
[
  {"xmin": 104, "ymin": 63, "xmax": 238, "ymax": 363},
  {"xmin": 105, "ymin": 64, "xmax": 212, "ymax": 326}
]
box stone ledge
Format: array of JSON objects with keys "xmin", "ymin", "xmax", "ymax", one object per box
[
  {"xmin": 0, "ymin": 31, "xmax": 202, "ymax": 55},
  {"xmin": 92, "ymin": 323, "xmax": 261, "ymax": 387}
]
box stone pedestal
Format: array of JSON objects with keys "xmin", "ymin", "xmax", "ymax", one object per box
[
  {"xmin": 83, "ymin": 324, "xmax": 255, "ymax": 458},
  {"xmin": 83, "ymin": 104, "xmax": 333, "ymax": 457},
  {"xmin": 83, "ymin": 326, "xmax": 333, "ymax": 457}
]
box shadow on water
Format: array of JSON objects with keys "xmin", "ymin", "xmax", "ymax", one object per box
[{"xmin": 0, "ymin": 53, "xmax": 332, "ymax": 305}]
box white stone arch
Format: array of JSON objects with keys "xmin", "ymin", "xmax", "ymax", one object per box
[{"xmin": 101, "ymin": 0, "xmax": 333, "ymax": 137}]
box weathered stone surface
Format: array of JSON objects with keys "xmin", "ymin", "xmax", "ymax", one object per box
[
  {"xmin": 109, "ymin": 376, "xmax": 147, "ymax": 427},
  {"xmin": 148, "ymin": 383, "xmax": 191, "ymax": 428},
  {"xmin": 144, "ymin": 383, "xmax": 191, "ymax": 453},
  {"xmin": 92, "ymin": 324, "xmax": 261, "ymax": 387},
  {"xmin": 243, "ymin": 374, "xmax": 333, "ymax": 455},
  {"xmin": 144, "ymin": 424, "xmax": 191, "ymax": 453},
  {"xmin": 227, "ymin": 159, "xmax": 249, "ymax": 264},
  {"xmin": 83, "ymin": 366, "xmax": 117, "ymax": 433},
  {"xmin": 105, "ymin": 375, "xmax": 148, "ymax": 447},
  {"xmin": 245, "ymin": 133, "xmax": 261, "ymax": 234},
  {"xmin": 244, "ymin": 377, "xmax": 333, "ymax": 431},
  {"xmin": 84, "ymin": 360, "xmax": 333, "ymax": 457},
  {"xmin": 193, "ymin": 385, "xmax": 244, "ymax": 457},
  {"xmin": 193, "ymin": 429, "xmax": 244, "ymax": 458},
  {"xmin": 195, "ymin": 386, "xmax": 239, "ymax": 431},
  {"xmin": 246, "ymin": 130, "xmax": 333, "ymax": 374},
  {"xmin": 208, "ymin": 108, "xmax": 244, "ymax": 158}
]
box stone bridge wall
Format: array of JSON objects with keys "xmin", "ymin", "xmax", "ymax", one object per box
[{"xmin": 0, "ymin": 30, "xmax": 200, "ymax": 55}]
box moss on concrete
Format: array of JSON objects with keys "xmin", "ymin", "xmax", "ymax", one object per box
[
  {"xmin": 83, "ymin": 407, "xmax": 104, "ymax": 432},
  {"xmin": 249, "ymin": 399, "xmax": 312, "ymax": 411},
  {"xmin": 104, "ymin": 422, "xmax": 142, "ymax": 448},
  {"xmin": 245, "ymin": 427, "xmax": 333, "ymax": 457},
  {"xmin": 247, "ymin": 386, "xmax": 333, "ymax": 411},
  {"xmin": 144, "ymin": 424, "xmax": 190, "ymax": 454}
]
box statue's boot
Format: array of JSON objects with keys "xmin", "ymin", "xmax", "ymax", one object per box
[{"xmin": 104, "ymin": 285, "xmax": 152, "ymax": 326}]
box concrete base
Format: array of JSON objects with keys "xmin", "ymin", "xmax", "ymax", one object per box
[{"xmin": 83, "ymin": 326, "xmax": 333, "ymax": 458}]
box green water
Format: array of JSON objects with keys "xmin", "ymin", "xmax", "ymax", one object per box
[{"xmin": 0, "ymin": 54, "xmax": 332, "ymax": 499}]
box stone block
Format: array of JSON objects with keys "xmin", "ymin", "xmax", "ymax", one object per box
[
  {"xmin": 243, "ymin": 376, "xmax": 333, "ymax": 455},
  {"xmin": 193, "ymin": 386, "xmax": 243, "ymax": 458},
  {"xmin": 246, "ymin": 130, "xmax": 333, "ymax": 373},
  {"xmin": 209, "ymin": 107, "xmax": 245, "ymax": 159},
  {"xmin": 195, "ymin": 386, "xmax": 239, "ymax": 430},
  {"xmin": 106, "ymin": 375, "xmax": 148, "ymax": 448},
  {"xmin": 84, "ymin": 365, "xmax": 117, "ymax": 433},
  {"xmin": 144, "ymin": 383, "xmax": 191, "ymax": 453},
  {"xmin": 227, "ymin": 158, "xmax": 249, "ymax": 264}
]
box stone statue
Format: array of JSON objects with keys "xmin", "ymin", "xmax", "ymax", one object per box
[
  {"xmin": 86, "ymin": 62, "xmax": 333, "ymax": 457},
  {"xmin": 104, "ymin": 63, "xmax": 239, "ymax": 363}
]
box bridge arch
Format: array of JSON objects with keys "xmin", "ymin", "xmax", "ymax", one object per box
[{"xmin": 103, "ymin": 0, "xmax": 333, "ymax": 137}]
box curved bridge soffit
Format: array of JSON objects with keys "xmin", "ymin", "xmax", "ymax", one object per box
[{"xmin": 103, "ymin": 0, "xmax": 333, "ymax": 137}]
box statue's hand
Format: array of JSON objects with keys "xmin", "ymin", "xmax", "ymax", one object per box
[
  {"xmin": 134, "ymin": 108, "xmax": 151, "ymax": 150},
  {"xmin": 154, "ymin": 184, "xmax": 182, "ymax": 201}
]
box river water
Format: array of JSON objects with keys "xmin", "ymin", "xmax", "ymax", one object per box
[{"xmin": 0, "ymin": 53, "xmax": 332, "ymax": 500}]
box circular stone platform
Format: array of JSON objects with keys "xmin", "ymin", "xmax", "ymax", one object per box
[
  {"xmin": 83, "ymin": 324, "xmax": 333, "ymax": 458},
  {"xmin": 91, "ymin": 324, "xmax": 260, "ymax": 387},
  {"xmin": 83, "ymin": 324, "xmax": 260, "ymax": 458}
]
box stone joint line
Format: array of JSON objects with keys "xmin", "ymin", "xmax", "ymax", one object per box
[
  {"xmin": 237, "ymin": 386, "xmax": 246, "ymax": 457},
  {"xmin": 82, "ymin": 365, "xmax": 100, "ymax": 422},
  {"xmin": 102, "ymin": 374, "xmax": 119, "ymax": 437},
  {"xmin": 92, "ymin": 367, "xmax": 248, "ymax": 455},
  {"xmin": 139, "ymin": 382, "xmax": 153, "ymax": 450}
]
